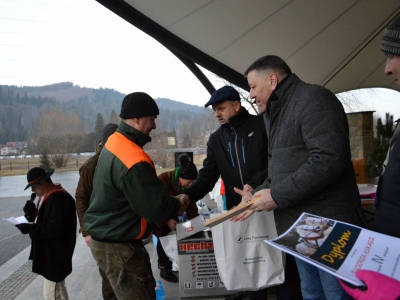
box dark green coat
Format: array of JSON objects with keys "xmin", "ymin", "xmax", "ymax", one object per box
[{"xmin": 83, "ymin": 121, "xmax": 180, "ymax": 241}]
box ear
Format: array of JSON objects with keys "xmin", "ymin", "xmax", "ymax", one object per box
[
  {"xmin": 233, "ymin": 101, "xmax": 241, "ymax": 112},
  {"xmin": 269, "ymin": 73, "xmax": 279, "ymax": 91}
]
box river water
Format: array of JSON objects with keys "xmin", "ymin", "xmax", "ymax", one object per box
[{"xmin": 0, "ymin": 171, "xmax": 80, "ymax": 198}]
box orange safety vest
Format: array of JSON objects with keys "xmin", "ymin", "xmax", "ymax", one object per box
[{"xmin": 106, "ymin": 132, "xmax": 155, "ymax": 239}]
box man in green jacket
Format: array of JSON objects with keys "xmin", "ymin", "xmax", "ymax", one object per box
[{"xmin": 83, "ymin": 92, "xmax": 188, "ymax": 300}]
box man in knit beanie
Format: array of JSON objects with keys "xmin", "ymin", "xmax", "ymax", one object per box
[
  {"xmin": 83, "ymin": 92, "xmax": 189, "ymax": 299},
  {"xmin": 380, "ymin": 14, "xmax": 400, "ymax": 86},
  {"xmin": 375, "ymin": 13, "xmax": 400, "ymax": 240},
  {"xmin": 339, "ymin": 14, "xmax": 400, "ymax": 299}
]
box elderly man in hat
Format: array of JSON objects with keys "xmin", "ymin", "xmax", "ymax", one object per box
[
  {"xmin": 177, "ymin": 86, "xmax": 275, "ymax": 300},
  {"xmin": 83, "ymin": 92, "xmax": 189, "ymax": 299},
  {"xmin": 16, "ymin": 167, "xmax": 77, "ymax": 300},
  {"xmin": 75, "ymin": 123, "xmax": 118, "ymax": 300}
]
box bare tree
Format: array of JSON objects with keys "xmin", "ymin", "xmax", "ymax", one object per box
[
  {"xmin": 336, "ymin": 89, "xmax": 376, "ymax": 112},
  {"xmin": 32, "ymin": 108, "xmax": 85, "ymax": 168},
  {"xmin": 146, "ymin": 132, "xmax": 174, "ymax": 168}
]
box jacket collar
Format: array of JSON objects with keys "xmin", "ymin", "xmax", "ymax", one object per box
[
  {"xmin": 267, "ymin": 74, "xmax": 293, "ymax": 114},
  {"xmin": 95, "ymin": 144, "xmax": 103, "ymax": 155},
  {"xmin": 222, "ymin": 106, "xmax": 249, "ymax": 129},
  {"xmin": 117, "ymin": 121, "xmax": 152, "ymax": 148}
]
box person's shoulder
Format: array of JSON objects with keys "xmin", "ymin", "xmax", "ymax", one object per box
[
  {"xmin": 52, "ymin": 190, "xmax": 74, "ymax": 200},
  {"xmin": 82, "ymin": 153, "xmax": 100, "ymax": 169},
  {"xmin": 209, "ymin": 126, "xmax": 223, "ymax": 140},
  {"xmin": 158, "ymin": 169, "xmax": 174, "ymax": 180}
]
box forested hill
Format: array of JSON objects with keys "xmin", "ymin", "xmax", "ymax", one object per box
[{"xmin": 0, "ymin": 82, "xmax": 209, "ymax": 145}]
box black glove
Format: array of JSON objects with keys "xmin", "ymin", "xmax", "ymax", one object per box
[
  {"xmin": 15, "ymin": 223, "xmax": 32, "ymax": 235},
  {"xmin": 23, "ymin": 201, "xmax": 37, "ymax": 222}
]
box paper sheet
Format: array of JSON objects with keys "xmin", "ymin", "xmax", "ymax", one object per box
[{"xmin": 2, "ymin": 216, "xmax": 29, "ymax": 225}]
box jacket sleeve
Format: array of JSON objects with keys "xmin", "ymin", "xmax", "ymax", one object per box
[
  {"xmin": 251, "ymin": 178, "xmax": 271, "ymax": 195},
  {"xmin": 75, "ymin": 165, "xmax": 93, "ymax": 237},
  {"xmin": 29, "ymin": 194, "xmax": 76, "ymax": 241},
  {"xmin": 271, "ymin": 88, "xmax": 352, "ymax": 209},
  {"xmin": 121, "ymin": 162, "xmax": 181, "ymax": 223},
  {"xmin": 246, "ymin": 167, "xmax": 269, "ymax": 189},
  {"xmin": 185, "ymin": 137, "xmax": 221, "ymax": 203}
]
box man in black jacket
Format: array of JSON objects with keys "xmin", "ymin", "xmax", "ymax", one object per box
[
  {"xmin": 178, "ymin": 86, "xmax": 270, "ymax": 300},
  {"xmin": 16, "ymin": 167, "xmax": 76, "ymax": 300},
  {"xmin": 179, "ymin": 86, "xmax": 268, "ymax": 210}
]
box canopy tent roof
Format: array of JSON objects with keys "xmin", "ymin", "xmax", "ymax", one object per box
[{"xmin": 96, "ymin": 0, "xmax": 400, "ymax": 95}]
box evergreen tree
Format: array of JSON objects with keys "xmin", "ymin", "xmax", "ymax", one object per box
[
  {"xmin": 39, "ymin": 149, "xmax": 52, "ymax": 170},
  {"xmin": 367, "ymin": 113, "xmax": 394, "ymax": 176},
  {"xmin": 109, "ymin": 110, "xmax": 120, "ymax": 124},
  {"xmin": 94, "ymin": 113, "xmax": 105, "ymax": 142}
]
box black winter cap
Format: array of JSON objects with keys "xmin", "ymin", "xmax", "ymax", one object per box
[
  {"xmin": 178, "ymin": 154, "xmax": 198, "ymax": 180},
  {"xmin": 101, "ymin": 123, "xmax": 118, "ymax": 144},
  {"xmin": 119, "ymin": 92, "xmax": 159, "ymax": 119},
  {"xmin": 204, "ymin": 86, "xmax": 240, "ymax": 108}
]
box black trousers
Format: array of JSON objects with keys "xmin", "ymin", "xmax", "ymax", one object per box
[
  {"xmin": 248, "ymin": 254, "xmax": 302, "ymax": 300},
  {"xmin": 156, "ymin": 226, "xmax": 173, "ymax": 270}
]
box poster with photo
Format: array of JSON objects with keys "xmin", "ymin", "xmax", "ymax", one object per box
[{"xmin": 264, "ymin": 212, "xmax": 400, "ymax": 286}]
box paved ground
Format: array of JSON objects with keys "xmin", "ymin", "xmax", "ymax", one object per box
[
  {"xmin": 0, "ymin": 193, "xmax": 256, "ymax": 300},
  {"xmin": 0, "ymin": 196, "xmax": 33, "ymax": 267},
  {"xmin": 0, "ymin": 190, "xmax": 376, "ymax": 300}
]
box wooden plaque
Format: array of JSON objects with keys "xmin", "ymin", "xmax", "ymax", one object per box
[{"xmin": 204, "ymin": 195, "xmax": 260, "ymax": 228}]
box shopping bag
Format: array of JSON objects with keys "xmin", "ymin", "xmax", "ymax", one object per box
[
  {"xmin": 211, "ymin": 211, "xmax": 284, "ymax": 291},
  {"xmin": 159, "ymin": 232, "xmax": 179, "ymax": 271}
]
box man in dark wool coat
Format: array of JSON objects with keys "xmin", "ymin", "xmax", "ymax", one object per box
[{"xmin": 16, "ymin": 167, "xmax": 77, "ymax": 300}]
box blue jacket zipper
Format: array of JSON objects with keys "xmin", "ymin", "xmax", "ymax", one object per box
[
  {"xmin": 242, "ymin": 138, "xmax": 246, "ymax": 164},
  {"xmin": 228, "ymin": 142, "xmax": 235, "ymax": 167}
]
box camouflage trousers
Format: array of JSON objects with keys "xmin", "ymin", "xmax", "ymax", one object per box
[{"xmin": 90, "ymin": 239, "xmax": 156, "ymax": 300}]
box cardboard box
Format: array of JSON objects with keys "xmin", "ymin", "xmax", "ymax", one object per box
[{"xmin": 178, "ymin": 230, "xmax": 234, "ymax": 298}]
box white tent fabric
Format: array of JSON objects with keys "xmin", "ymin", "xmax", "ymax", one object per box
[{"xmin": 97, "ymin": 0, "xmax": 400, "ymax": 94}]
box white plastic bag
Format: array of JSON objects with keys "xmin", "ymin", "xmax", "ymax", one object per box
[
  {"xmin": 211, "ymin": 211, "xmax": 285, "ymax": 291},
  {"xmin": 159, "ymin": 232, "xmax": 179, "ymax": 271}
]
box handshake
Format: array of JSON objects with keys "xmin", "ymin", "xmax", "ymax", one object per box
[{"xmin": 175, "ymin": 194, "xmax": 190, "ymax": 216}]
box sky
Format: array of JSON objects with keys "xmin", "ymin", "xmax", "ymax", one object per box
[{"xmin": 1, "ymin": 0, "xmax": 400, "ymax": 120}]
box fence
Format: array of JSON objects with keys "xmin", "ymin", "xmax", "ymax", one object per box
[{"xmin": 0, "ymin": 156, "xmax": 90, "ymax": 173}]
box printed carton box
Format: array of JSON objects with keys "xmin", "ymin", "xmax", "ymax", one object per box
[{"xmin": 178, "ymin": 230, "xmax": 234, "ymax": 298}]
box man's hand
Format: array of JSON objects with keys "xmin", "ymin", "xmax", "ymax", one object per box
[
  {"xmin": 85, "ymin": 235, "xmax": 91, "ymax": 247},
  {"xmin": 243, "ymin": 184, "xmax": 253, "ymax": 192},
  {"xmin": 167, "ymin": 219, "xmax": 178, "ymax": 231},
  {"xmin": 176, "ymin": 194, "xmax": 190, "ymax": 216},
  {"xmin": 249, "ymin": 189, "xmax": 278, "ymax": 212},
  {"xmin": 230, "ymin": 187, "xmax": 255, "ymax": 222},
  {"xmin": 15, "ymin": 223, "xmax": 32, "ymax": 235},
  {"xmin": 23, "ymin": 201, "xmax": 37, "ymax": 222}
]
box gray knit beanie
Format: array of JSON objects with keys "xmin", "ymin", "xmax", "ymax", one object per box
[{"xmin": 381, "ymin": 14, "xmax": 400, "ymax": 56}]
